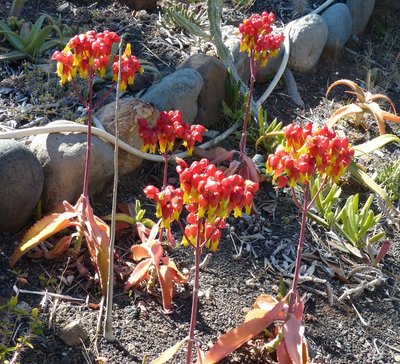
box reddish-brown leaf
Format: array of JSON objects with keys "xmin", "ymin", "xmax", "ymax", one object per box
[
  {"xmin": 124, "ymin": 258, "xmax": 152, "ymax": 290},
  {"xmin": 161, "ymin": 257, "xmax": 188, "ymax": 284},
  {"xmin": 157, "ymin": 265, "xmax": 174, "ymax": 312},
  {"xmin": 283, "ymin": 313, "xmax": 305, "ymax": 364},
  {"xmin": 276, "ymin": 339, "xmax": 292, "ymax": 364},
  {"xmin": 43, "ymin": 235, "xmax": 73, "ymax": 259}
]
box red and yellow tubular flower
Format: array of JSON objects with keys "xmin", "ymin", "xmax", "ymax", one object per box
[
  {"xmin": 112, "ymin": 43, "xmax": 143, "ymax": 91},
  {"xmin": 239, "ymin": 12, "xmax": 284, "ymax": 66},
  {"xmin": 267, "ymin": 122, "xmax": 354, "ymax": 188},
  {"xmin": 143, "ymin": 185, "xmax": 184, "ymax": 229},
  {"xmin": 138, "ymin": 110, "xmax": 206, "ymax": 155},
  {"xmin": 176, "ymin": 158, "xmax": 258, "ymax": 251},
  {"xmin": 52, "ymin": 30, "xmax": 142, "ymax": 91}
]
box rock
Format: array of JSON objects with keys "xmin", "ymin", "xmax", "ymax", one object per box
[
  {"xmin": 221, "ymin": 25, "xmax": 250, "ymax": 84},
  {"xmin": 256, "ymin": 44, "xmax": 285, "ymax": 83},
  {"xmin": 177, "ymin": 54, "xmax": 228, "ymax": 128},
  {"xmin": 29, "ymin": 121, "xmax": 114, "ymax": 211},
  {"xmin": 346, "ymin": 0, "xmax": 376, "ymax": 35},
  {"xmin": 115, "ymin": 0, "xmax": 157, "ymax": 11},
  {"xmin": 322, "ymin": 4, "xmax": 353, "ymax": 58},
  {"xmin": 0, "ymin": 139, "xmax": 44, "ymax": 232},
  {"xmin": 140, "ymin": 68, "xmax": 203, "ymax": 124},
  {"xmin": 96, "ymin": 98, "xmax": 159, "ymax": 175},
  {"xmin": 59, "ymin": 320, "xmax": 88, "ymax": 346},
  {"xmin": 287, "ymin": 14, "xmax": 328, "ymax": 73}
]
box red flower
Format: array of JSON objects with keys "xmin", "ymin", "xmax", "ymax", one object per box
[
  {"xmin": 267, "ymin": 123, "xmax": 354, "ymax": 188},
  {"xmin": 138, "ymin": 111, "xmax": 206, "ymax": 155},
  {"xmin": 239, "ymin": 12, "xmax": 284, "ymax": 66}
]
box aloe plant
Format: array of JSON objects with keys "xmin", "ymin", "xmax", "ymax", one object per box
[{"xmin": 0, "ymin": 14, "xmax": 63, "ymax": 62}]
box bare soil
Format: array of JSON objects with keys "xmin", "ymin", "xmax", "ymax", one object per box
[{"xmin": 0, "ymin": 1, "xmax": 399, "ymax": 363}]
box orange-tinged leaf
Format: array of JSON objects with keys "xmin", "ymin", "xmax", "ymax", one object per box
[
  {"xmin": 327, "ymin": 104, "xmax": 363, "ymax": 128},
  {"xmin": 158, "ymin": 265, "xmax": 173, "ymax": 312},
  {"xmin": 161, "ymin": 257, "xmax": 188, "ymax": 284},
  {"xmin": 150, "ymin": 337, "xmax": 189, "ymax": 364},
  {"xmin": 124, "ymin": 258, "xmax": 152, "ymax": 290},
  {"xmin": 43, "ymin": 235, "xmax": 73, "ymax": 259},
  {"xmin": 132, "ymin": 244, "xmax": 150, "ymax": 261},
  {"xmin": 382, "ymin": 110, "xmax": 400, "ymax": 123},
  {"xmin": 326, "ymin": 80, "xmax": 365, "ymax": 101},
  {"xmin": 150, "ymin": 243, "xmax": 164, "ymax": 269},
  {"xmin": 10, "ymin": 212, "xmax": 78, "ymax": 266},
  {"xmin": 365, "ymin": 102, "xmax": 386, "ymax": 135},
  {"xmin": 202, "ymin": 300, "xmax": 286, "ymax": 364},
  {"xmin": 253, "ymin": 293, "xmax": 280, "ymax": 310},
  {"xmin": 283, "ymin": 313, "xmax": 304, "ymax": 364},
  {"xmin": 368, "ymin": 93, "xmax": 397, "ymax": 112}
]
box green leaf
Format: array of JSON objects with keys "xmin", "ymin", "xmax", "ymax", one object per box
[
  {"xmin": 0, "ymin": 49, "xmax": 28, "ymax": 61},
  {"xmin": 369, "ymin": 231, "xmax": 385, "ymax": 244},
  {"xmin": 25, "ymin": 25, "xmax": 54, "ymax": 55},
  {"xmin": 349, "ymin": 162, "xmax": 397, "ymax": 213},
  {"xmin": 8, "ymin": 296, "xmax": 18, "ymax": 308},
  {"xmin": 0, "ymin": 21, "xmax": 24, "ymax": 50},
  {"xmin": 26, "ymin": 15, "xmax": 47, "ymax": 44},
  {"xmin": 353, "ymin": 134, "xmax": 400, "ymax": 157}
]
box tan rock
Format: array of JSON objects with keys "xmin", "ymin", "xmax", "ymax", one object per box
[{"xmin": 96, "ymin": 98, "xmax": 159, "ymax": 175}]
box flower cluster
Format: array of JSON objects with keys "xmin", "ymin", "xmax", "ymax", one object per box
[
  {"xmin": 184, "ymin": 215, "xmax": 227, "ymax": 252},
  {"xmin": 176, "ymin": 158, "xmax": 259, "ymax": 251},
  {"xmin": 267, "ymin": 123, "xmax": 354, "ymax": 188},
  {"xmin": 52, "ymin": 30, "xmax": 142, "ymax": 91},
  {"xmin": 239, "ymin": 12, "xmax": 284, "ymax": 66},
  {"xmin": 112, "ymin": 43, "xmax": 143, "ymax": 91},
  {"xmin": 143, "ymin": 185, "xmax": 184, "ymax": 229},
  {"xmin": 138, "ymin": 110, "xmax": 206, "ymax": 155}
]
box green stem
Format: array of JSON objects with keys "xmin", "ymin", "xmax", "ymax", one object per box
[
  {"xmin": 288, "ymin": 182, "xmax": 309, "ymax": 314},
  {"xmin": 186, "ymin": 219, "xmax": 202, "ymax": 364}
]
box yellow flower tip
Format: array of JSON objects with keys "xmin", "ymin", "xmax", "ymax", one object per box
[
  {"xmin": 119, "ymin": 81, "xmax": 127, "ymax": 92},
  {"xmin": 124, "ymin": 43, "xmax": 132, "ymax": 57},
  {"xmin": 139, "ymin": 66, "xmax": 144, "ymax": 74}
]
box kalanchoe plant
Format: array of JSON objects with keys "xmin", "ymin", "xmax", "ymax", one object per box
[
  {"xmin": 10, "ymin": 30, "xmax": 143, "ymax": 297},
  {"xmin": 203, "ymin": 122, "xmax": 354, "ymax": 363},
  {"xmin": 207, "ymin": 12, "xmax": 283, "ymax": 183},
  {"xmin": 238, "ymin": 12, "xmax": 284, "ymax": 155},
  {"xmin": 124, "ymin": 221, "xmax": 188, "ymax": 313},
  {"xmin": 146, "ymin": 158, "xmax": 258, "ymax": 363}
]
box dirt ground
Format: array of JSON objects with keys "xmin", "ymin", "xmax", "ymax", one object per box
[{"xmin": 0, "ymin": 0, "xmax": 399, "ymax": 363}]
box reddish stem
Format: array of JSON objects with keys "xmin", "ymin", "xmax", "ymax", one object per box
[
  {"xmin": 287, "ymin": 182, "xmax": 309, "ymax": 315},
  {"xmin": 239, "ymin": 52, "xmax": 256, "ymax": 156},
  {"xmin": 162, "ymin": 153, "xmax": 170, "ymax": 189},
  {"xmin": 186, "ymin": 219, "xmax": 202, "ymax": 364},
  {"xmin": 82, "ymin": 71, "xmax": 94, "ymax": 198}
]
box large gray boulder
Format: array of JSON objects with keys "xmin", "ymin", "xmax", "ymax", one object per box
[
  {"xmin": 347, "ymin": 0, "xmax": 376, "ymax": 35},
  {"xmin": 287, "ymin": 14, "xmax": 329, "ymax": 73},
  {"xmin": 177, "ymin": 54, "xmax": 228, "ymax": 128},
  {"xmin": 322, "ymin": 3, "xmax": 353, "ymax": 58},
  {"xmin": 140, "ymin": 68, "xmax": 203, "ymax": 124},
  {"xmin": 29, "ymin": 123, "xmax": 114, "ymax": 211},
  {"xmin": 96, "ymin": 98, "xmax": 159, "ymax": 175},
  {"xmin": 0, "ymin": 139, "xmax": 44, "ymax": 232}
]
